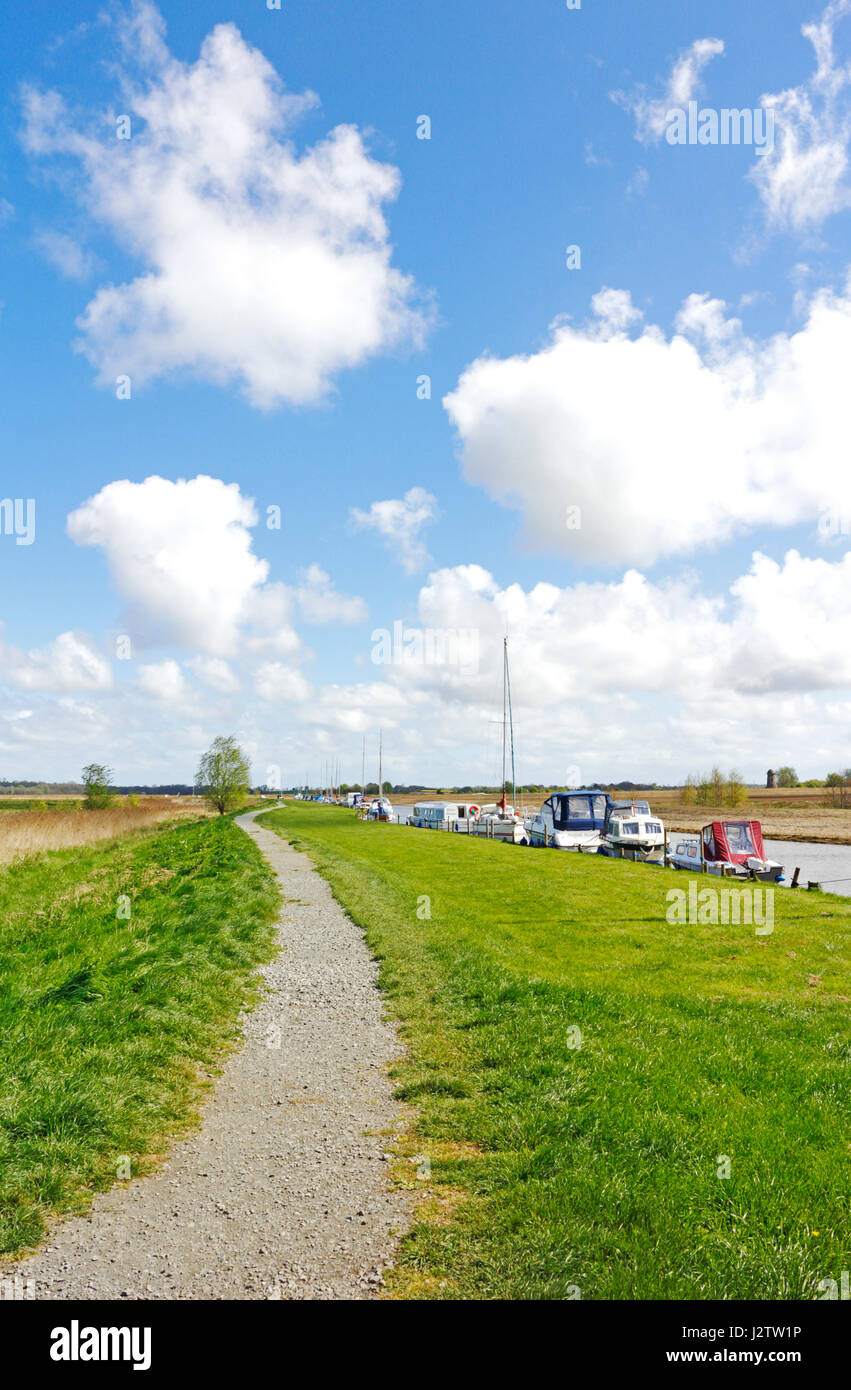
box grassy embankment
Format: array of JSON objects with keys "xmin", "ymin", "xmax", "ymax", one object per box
[
  {"xmin": 261, "ymin": 802, "xmax": 851, "ymax": 1300},
  {"xmin": 0, "ymin": 813, "xmax": 279, "ymax": 1257}
]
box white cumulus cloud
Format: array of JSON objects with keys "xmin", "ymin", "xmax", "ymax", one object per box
[
  {"xmin": 137, "ymin": 658, "xmax": 186, "ymax": 700},
  {"xmin": 296, "ymin": 564, "xmax": 368, "ymax": 625},
  {"xmin": 187, "ymin": 656, "xmax": 241, "ymax": 694},
  {"xmin": 67, "ymin": 474, "xmax": 269, "ymax": 656},
  {"xmin": 0, "ymin": 629, "xmax": 113, "ymax": 693},
  {"xmin": 444, "ymin": 279, "xmax": 851, "ymax": 565},
  {"xmin": 254, "ymin": 662, "xmax": 312, "ymax": 703},
  {"xmin": 22, "ymin": 1, "xmax": 430, "ymax": 407}
]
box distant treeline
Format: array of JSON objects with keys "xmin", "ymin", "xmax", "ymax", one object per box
[
  {"xmin": 0, "ymin": 781, "xmax": 195, "ymax": 796},
  {"xmin": 284, "ymin": 780, "xmax": 688, "ymax": 797}
]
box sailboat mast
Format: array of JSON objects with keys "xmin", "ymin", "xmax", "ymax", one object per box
[
  {"xmin": 506, "ymin": 637, "xmax": 516, "ymax": 810},
  {"xmin": 379, "ymin": 728, "xmax": 383, "ymax": 795},
  {"xmin": 502, "ymin": 637, "xmax": 507, "ymax": 811},
  {"xmin": 361, "ymin": 735, "xmax": 365, "ymax": 792}
]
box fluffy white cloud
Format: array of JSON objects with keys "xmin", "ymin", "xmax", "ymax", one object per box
[
  {"xmin": 0, "ymin": 629, "xmax": 113, "ymax": 692},
  {"xmin": 350, "ymin": 486, "xmax": 438, "ymax": 573},
  {"xmin": 612, "ymin": 37, "xmax": 725, "ymax": 142},
  {"xmin": 410, "ymin": 553, "xmax": 851, "ymax": 708},
  {"xmin": 444, "ymin": 278, "xmax": 851, "ymax": 564},
  {"xmin": 750, "ymin": 0, "xmax": 851, "ymax": 232},
  {"xmin": 254, "ymin": 662, "xmax": 312, "ymax": 703},
  {"xmin": 590, "ymin": 287, "xmax": 644, "ymax": 332},
  {"xmin": 3, "ymin": 548, "xmax": 851, "ymax": 781},
  {"xmin": 22, "ymin": 2, "xmax": 430, "ymax": 407},
  {"xmin": 187, "ymin": 656, "xmax": 241, "ymax": 694},
  {"xmin": 296, "ymin": 564, "xmax": 368, "ymax": 625},
  {"xmin": 67, "ymin": 475, "xmax": 269, "ymax": 656},
  {"xmin": 137, "ymin": 658, "xmax": 186, "ymax": 700}
]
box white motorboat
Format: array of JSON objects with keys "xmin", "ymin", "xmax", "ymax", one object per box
[
  {"xmin": 600, "ymin": 800, "xmax": 665, "ymax": 860},
  {"xmin": 468, "ymin": 802, "xmax": 529, "ymax": 844},
  {"xmin": 525, "ymin": 790, "xmax": 612, "ymax": 851}
]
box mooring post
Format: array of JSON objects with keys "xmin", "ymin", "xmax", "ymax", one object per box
[
  {"xmin": 807, "ymin": 881, "xmax": 822, "ymax": 892},
  {"xmin": 791, "ymin": 867, "xmax": 800, "ymax": 888}
]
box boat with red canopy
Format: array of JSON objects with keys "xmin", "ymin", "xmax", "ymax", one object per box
[{"xmin": 702, "ymin": 820, "xmax": 784, "ymax": 881}]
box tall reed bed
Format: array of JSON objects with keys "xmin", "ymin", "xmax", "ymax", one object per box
[{"xmin": 0, "ymin": 800, "xmax": 208, "ymax": 863}]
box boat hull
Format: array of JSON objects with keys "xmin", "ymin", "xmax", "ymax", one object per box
[{"xmin": 469, "ymin": 819, "xmax": 529, "ymax": 844}]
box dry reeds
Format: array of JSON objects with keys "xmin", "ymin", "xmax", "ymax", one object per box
[{"xmin": 0, "ymin": 798, "xmax": 210, "ymax": 864}]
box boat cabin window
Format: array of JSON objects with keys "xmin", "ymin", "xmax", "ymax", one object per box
[
  {"xmin": 564, "ymin": 796, "xmax": 590, "ymax": 821},
  {"xmin": 703, "ymin": 826, "xmax": 716, "ymax": 857},
  {"xmin": 724, "ymin": 823, "xmax": 755, "ymax": 854},
  {"xmin": 621, "ymin": 823, "xmax": 639, "ymax": 835}
]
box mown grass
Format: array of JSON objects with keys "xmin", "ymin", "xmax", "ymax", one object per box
[
  {"xmin": 0, "ymin": 814, "xmax": 279, "ymax": 1256},
  {"xmin": 261, "ymin": 803, "xmax": 851, "ymax": 1300}
]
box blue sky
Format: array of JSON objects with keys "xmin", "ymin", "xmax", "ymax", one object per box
[{"xmin": 1, "ymin": 0, "xmax": 850, "ymax": 786}]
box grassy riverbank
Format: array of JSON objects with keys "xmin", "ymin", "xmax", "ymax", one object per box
[
  {"xmin": 0, "ymin": 814, "xmax": 279, "ymax": 1257},
  {"xmin": 261, "ymin": 802, "xmax": 851, "ymax": 1301}
]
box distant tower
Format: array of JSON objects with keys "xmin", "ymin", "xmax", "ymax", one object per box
[{"xmin": 766, "ymin": 769, "xmax": 776, "ymax": 788}]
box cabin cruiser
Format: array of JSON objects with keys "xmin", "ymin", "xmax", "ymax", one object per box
[
  {"xmin": 669, "ymin": 821, "xmax": 784, "ymax": 881},
  {"xmin": 600, "ymin": 800, "xmax": 665, "ymax": 861},
  {"xmin": 368, "ymin": 796, "xmax": 394, "ymax": 822},
  {"xmin": 410, "ymin": 800, "xmax": 477, "ymax": 830},
  {"xmin": 525, "ymin": 790, "xmax": 612, "ymax": 851},
  {"xmin": 468, "ymin": 802, "xmax": 529, "ymax": 844}
]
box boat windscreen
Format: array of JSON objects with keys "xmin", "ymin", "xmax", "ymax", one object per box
[{"xmin": 724, "ymin": 822, "xmax": 756, "ymax": 854}]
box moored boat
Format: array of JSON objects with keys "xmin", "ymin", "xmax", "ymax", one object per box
[
  {"xmin": 669, "ymin": 821, "xmax": 784, "ymax": 881},
  {"xmin": 410, "ymin": 800, "xmax": 478, "ymax": 830},
  {"xmin": 525, "ymin": 790, "xmax": 612, "ymax": 851},
  {"xmin": 468, "ymin": 802, "xmax": 530, "ymax": 844},
  {"xmin": 600, "ymin": 800, "xmax": 665, "ymax": 860}
]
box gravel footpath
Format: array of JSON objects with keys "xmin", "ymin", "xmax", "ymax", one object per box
[{"xmin": 7, "ymin": 810, "xmax": 413, "ymax": 1300}]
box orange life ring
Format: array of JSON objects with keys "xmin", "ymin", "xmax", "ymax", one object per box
[{"xmin": 468, "ymin": 804, "xmax": 481, "ymax": 821}]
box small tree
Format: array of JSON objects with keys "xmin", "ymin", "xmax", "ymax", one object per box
[
  {"xmin": 777, "ymin": 766, "xmax": 799, "ymax": 787},
  {"xmin": 196, "ymin": 736, "xmax": 251, "ymax": 815},
  {"xmin": 725, "ymin": 770, "xmax": 748, "ymax": 808},
  {"xmin": 681, "ymin": 775, "xmax": 697, "ymax": 805},
  {"xmin": 82, "ymin": 763, "xmax": 114, "ymax": 810},
  {"xmin": 826, "ymin": 772, "xmax": 845, "ymax": 806}
]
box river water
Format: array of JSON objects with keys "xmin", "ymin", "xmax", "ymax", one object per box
[{"xmin": 765, "ymin": 839, "xmax": 851, "ymax": 897}]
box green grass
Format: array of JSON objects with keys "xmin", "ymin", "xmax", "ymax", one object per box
[
  {"xmin": 0, "ymin": 814, "xmax": 279, "ymax": 1256},
  {"xmin": 260, "ymin": 803, "xmax": 851, "ymax": 1300}
]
